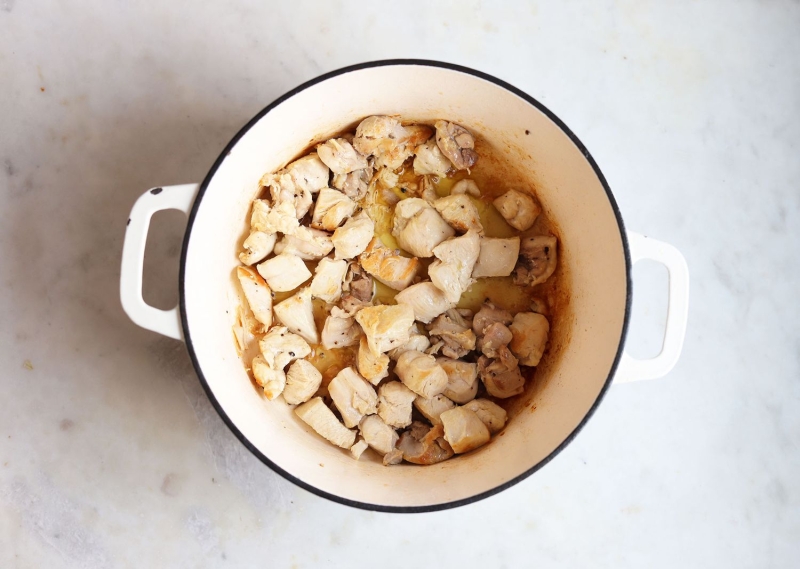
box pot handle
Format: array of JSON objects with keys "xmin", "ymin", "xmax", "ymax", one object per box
[
  {"xmin": 614, "ymin": 231, "xmax": 690, "ymax": 383},
  {"xmin": 120, "ymin": 184, "xmax": 199, "ymax": 341}
]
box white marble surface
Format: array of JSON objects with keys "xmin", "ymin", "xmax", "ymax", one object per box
[{"xmin": 1, "ymin": 1, "xmax": 799, "ymax": 567}]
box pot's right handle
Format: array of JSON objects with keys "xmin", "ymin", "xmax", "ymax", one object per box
[
  {"xmin": 614, "ymin": 232, "xmax": 690, "ymax": 383},
  {"xmin": 120, "ymin": 184, "xmax": 198, "ymax": 341}
]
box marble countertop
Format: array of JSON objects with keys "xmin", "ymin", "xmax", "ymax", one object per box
[{"xmin": 2, "ymin": 1, "xmax": 798, "ymax": 567}]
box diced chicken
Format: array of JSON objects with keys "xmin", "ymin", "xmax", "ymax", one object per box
[
  {"xmin": 395, "ymin": 350, "xmax": 448, "ymax": 398},
  {"xmin": 427, "ymin": 313, "xmax": 477, "ymax": 359},
  {"xmin": 273, "ymin": 227, "xmax": 334, "ymax": 260},
  {"xmin": 387, "ymin": 326, "xmax": 432, "ymax": 360},
  {"xmin": 321, "ymin": 308, "xmax": 361, "ymax": 350},
  {"xmin": 273, "ymin": 287, "xmax": 319, "ymax": 345},
  {"xmin": 332, "ymin": 166, "xmax": 373, "ymax": 201},
  {"xmin": 295, "ymin": 397, "xmax": 356, "ymax": 449},
  {"xmin": 263, "ymin": 172, "xmax": 313, "ymax": 219},
  {"xmin": 236, "ymin": 267, "xmax": 273, "ymax": 328},
  {"xmin": 283, "ymin": 359, "xmax": 323, "ymax": 405},
  {"xmin": 356, "ymin": 335, "xmax": 389, "ymax": 385},
  {"xmin": 350, "ymin": 437, "xmax": 369, "ymax": 460},
  {"xmin": 397, "ymin": 422, "xmax": 454, "ymax": 465},
  {"xmin": 328, "ymin": 367, "xmax": 378, "ymax": 429},
  {"xmin": 392, "ymin": 198, "xmax": 455, "ymax": 257},
  {"xmin": 437, "ymin": 357, "xmax": 479, "ymax": 404},
  {"xmin": 477, "ymin": 322, "xmax": 513, "ymax": 358},
  {"xmin": 252, "ymin": 354, "xmax": 286, "ymax": 400},
  {"xmin": 353, "ymin": 116, "xmax": 431, "ymax": 170},
  {"xmin": 434, "ymin": 120, "xmax": 478, "ymax": 171},
  {"xmin": 239, "ymin": 231, "xmax": 277, "ymax": 265},
  {"xmin": 257, "ymin": 253, "xmax": 311, "ymax": 292},
  {"xmin": 464, "ymin": 399, "xmax": 508, "ymax": 434},
  {"xmin": 428, "ymin": 231, "xmax": 480, "ymax": 303},
  {"xmin": 440, "ymin": 407, "xmax": 491, "ymax": 453},
  {"xmin": 342, "ymin": 262, "xmax": 375, "ymax": 304},
  {"xmin": 376, "ymin": 167, "xmax": 399, "ymax": 189},
  {"xmin": 433, "ymin": 195, "xmax": 483, "ymax": 235},
  {"xmin": 332, "ymin": 212, "xmax": 374, "ymax": 260},
  {"xmin": 283, "ymin": 153, "xmax": 330, "ymax": 194},
  {"xmin": 472, "ymin": 237, "xmax": 521, "ymax": 278},
  {"xmin": 383, "ymin": 449, "xmax": 403, "ymax": 466},
  {"xmin": 413, "ymin": 394, "xmax": 455, "ymax": 426},
  {"xmin": 509, "ymin": 312, "xmax": 550, "ymax": 366},
  {"xmin": 478, "ymin": 346, "xmax": 525, "ymax": 398},
  {"xmin": 355, "ymin": 304, "xmax": 415, "ymax": 355},
  {"xmin": 425, "ymin": 340, "xmax": 444, "ymax": 357},
  {"xmin": 358, "ymin": 237, "xmax": 420, "ymax": 291},
  {"xmin": 250, "ymin": 199, "xmax": 300, "ymax": 235},
  {"xmin": 359, "ymin": 414, "xmax": 398, "ymax": 455},
  {"xmin": 413, "ymin": 140, "xmax": 452, "ymax": 177},
  {"xmin": 513, "ymin": 235, "xmax": 558, "ymax": 286},
  {"xmin": 493, "ymin": 189, "xmax": 541, "ymax": 231},
  {"xmin": 258, "ymin": 326, "xmax": 311, "ymax": 370},
  {"xmin": 395, "ymin": 282, "xmax": 454, "ymax": 324},
  {"xmin": 472, "ymin": 302, "xmax": 513, "ymax": 335},
  {"xmin": 311, "ymin": 188, "xmax": 357, "ymax": 231},
  {"xmin": 310, "ymin": 258, "xmax": 348, "ymax": 303},
  {"xmin": 451, "ymin": 179, "xmax": 480, "ymax": 197},
  {"xmin": 377, "ymin": 381, "xmax": 417, "ymax": 428},
  {"xmin": 402, "ymin": 124, "xmax": 435, "ymax": 147},
  {"xmin": 316, "ymin": 138, "xmax": 369, "ymax": 175}
]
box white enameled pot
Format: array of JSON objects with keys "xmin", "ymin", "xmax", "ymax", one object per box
[{"xmin": 120, "ymin": 60, "xmax": 689, "ymax": 512}]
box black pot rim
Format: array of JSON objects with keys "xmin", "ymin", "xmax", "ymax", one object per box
[{"xmin": 178, "ymin": 59, "xmax": 633, "ymax": 514}]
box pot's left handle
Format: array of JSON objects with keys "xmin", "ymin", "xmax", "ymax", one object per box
[
  {"xmin": 120, "ymin": 184, "xmax": 199, "ymax": 341},
  {"xmin": 614, "ymin": 232, "xmax": 690, "ymax": 383}
]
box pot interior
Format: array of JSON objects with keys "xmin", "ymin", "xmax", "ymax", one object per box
[{"xmin": 182, "ymin": 63, "xmax": 629, "ymax": 509}]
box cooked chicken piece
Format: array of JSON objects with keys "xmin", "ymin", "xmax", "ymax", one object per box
[
  {"xmin": 273, "ymin": 227, "xmax": 334, "ymax": 260},
  {"xmin": 263, "ymin": 173, "xmax": 313, "ymax": 219},
  {"xmin": 417, "ymin": 174, "xmax": 439, "ymax": 204},
  {"xmin": 413, "ymin": 139, "xmax": 452, "ymax": 177},
  {"xmin": 395, "ymin": 282, "xmax": 454, "ymax": 324},
  {"xmin": 252, "ymin": 354, "xmax": 286, "ymax": 400},
  {"xmin": 478, "ymin": 346, "xmax": 525, "ymax": 398},
  {"xmin": 332, "ymin": 166, "xmax": 373, "ymax": 201},
  {"xmin": 355, "ymin": 304, "xmax": 415, "ymax": 355},
  {"xmin": 356, "ymin": 335, "xmax": 389, "ymax": 385},
  {"xmin": 392, "ymin": 198, "xmax": 455, "ymax": 257},
  {"xmin": 332, "ymin": 212, "xmax": 374, "ymax": 260},
  {"xmin": 316, "ymin": 138, "xmax": 369, "ymax": 175},
  {"xmin": 358, "ymin": 237, "xmax": 420, "ymax": 291},
  {"xmin": 437, "ymin": 357, "xmax": 479, "ymax": 404},
  {"xmin": 283, "ymin": 153, "xmax": 330, "ymax": 194},
  {"xmin": 402, "ymin": 124, "xmax": 435, "ymax": 147},
  {"xmin": 353, "ymin": 116, "xmax": 431, "ymax": 170},
  {"xmin": 350, "ymin": 437, "xmax": 369, "ymax": 460},
  {"xmin": 397, "ymin": 422, "xmax": 454, "ymax": 465},
  {"xmin": 451, "ymin": 179, "xmax": 480, "ymax": 197},
  {"xmin": 310, "ymin": 258, "xmax": 348, "ymax": 303},
  {"xmin": 321, "ymin": 308, "xmax": 361, "ymax": 350},
  {"xmin": 433, "ymin": 195, "xmax": 483, "ymax": 235},
  {"xmin": 377, "ymin": 167, "xmax": 399, "ymax": 189},
  {"xmin": 513, "ymin": 235, "xmax": 558, "ymax": 286},
  {"xmin": 250, "ymin": 199, "xmax": 300, "ymax": 235},
  {"xmin": 413, "ymin": 393, "xmax": 455, "ymax": 426},
  {"xmin": 434, "ymin": 120, "xmax": 478, "ymax": 171},
  {"xmin": 359, "ymin": 414, "xmax": 398, "ymax": 455},
  {"xmin": 311, "ymin": 188, "xmax": 357, "ymax": 231},
  {"xmin": 258, "ymin": 326, "xmax": 312, "ymax": 370},
  {"xmin": 493, "ymin": 189, "xmax": 541, "ymax": 231},
  {"xmin": 236, "ymin": 267, "xmax": 273, "ymax": 328},
  {"xmin": 387, "ymin": 325, "xmax": 432, "ymax": 360},
  {"xmin": 256, "ymin": 253, "xmax": 311, "ymax": 292},
  {"xmin": 383, "ymin": 448, "xmax": 403, "ymax": 466},
  {"xmin": 328, "ymin": 367, "xmax": 378, "ymax": 428},
  {"xmin": 295, "ymin": 397, "xmax": 356, "ymax": 449},
  {"xmin": 509, "ymin": 311, "xmax": 550, "ymax": 366},
  {"xmin": 427, "ymin": 313, "xmax": 477, "ymax": 359},
  {"xmin": 425, "ymin": 340, "xmax": 444, "ymax": 357},
  {"xmin": 239, "ymin": 231, "xmax": 277, "ymax": 266},
  {"xmin": 339, "ymin": 293, "xmax": 371, "ymax": 317},
  {"xmin": 472, "ymin": 302, "xmax": 513, "ymax": 335},
  {"xmin": 464, "ymin": 399, "xmax": 507, "ymax": 434},
  {"xmin": 273, "ymin": 287, "xmax": 319, "ymax": 345},
  {"xmin": 472, "ymin": 237, "xmax": 520, "ymax": 278},
  {"xmin": 428, "ymin": 231, "xmax": 480, "ymax": 303},
  {"xmin": 395, "ymin": 350, "xmax": 448, "ymax": 398},
  {"xmin": 283, "ymin": 359, "xmax": 323, "ymax": 405},
  {"xmin": 377, "ymin": 381, "xmax": 417, "ymax": 428},
  {"xmin": 440, "ymin": 407, "xmax": 490, "ymax": 453},
  {"xmin": 342, "ymin": 262, "xmax": 375, "ymax": 303},
  {"xmin": 477, "ymin": 322, "xmax": 513, "ymax": 358}
]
